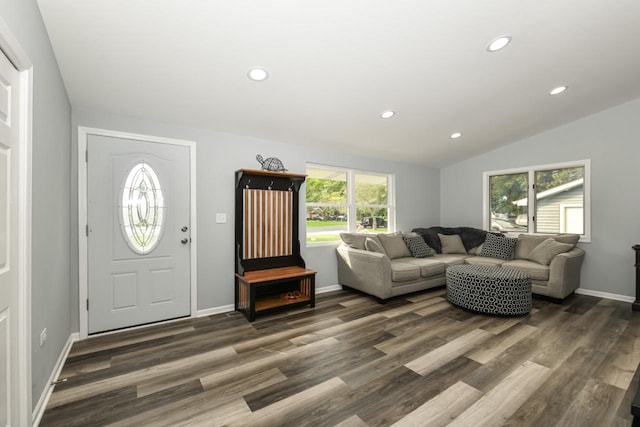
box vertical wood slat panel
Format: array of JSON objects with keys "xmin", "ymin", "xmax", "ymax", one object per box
[
  {"xmin": 243, "ymin": 189, "xmax": 293, "ymax": 260},
  {"xmin": 301, "ymin": 277, "xmax": 311, "ymax": 296}
]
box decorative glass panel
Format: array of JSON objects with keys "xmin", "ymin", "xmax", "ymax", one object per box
[{"xmin": 120, "ymin": 162, "xmax": 165, "ymax": 254}]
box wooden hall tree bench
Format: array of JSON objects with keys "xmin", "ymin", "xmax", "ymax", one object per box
[{"xmin": 234, "ymin": 169, "xmax": 315, "ymax": 322}]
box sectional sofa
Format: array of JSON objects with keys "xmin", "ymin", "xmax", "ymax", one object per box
[{"xmin": 335, "ymin": 226, "xmax": 585, "ymax": 302}]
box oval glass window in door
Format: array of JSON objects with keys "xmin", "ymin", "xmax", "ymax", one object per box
[{"xmin": 120, "ymin": 162, "xmax": 165, "ymax": 254}]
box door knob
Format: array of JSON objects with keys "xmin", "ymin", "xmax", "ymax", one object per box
[
  {"xmin": 181, "ymin": 226, "xmax": 188, "ymax": 232},
  {"xmin": 181, "ymin": 238, "xmax": 189, "ymax": 244}
]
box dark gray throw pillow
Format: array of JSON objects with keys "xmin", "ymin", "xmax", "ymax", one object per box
[
  {"xmin": 479, "ymin": 233, "xmax": 518, "ymax": 260},
  {"xmin": 403, "ymin": 235, "xmax": 436, "ymax": 258}
]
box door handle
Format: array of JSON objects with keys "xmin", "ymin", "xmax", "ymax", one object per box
[
  {"xmin": 181, "ymin": 226, "xmax": 188, "ymax": 232},
  {"xmin": 181, "ymin": 238, "xmax": 189, "ymax": 244}
]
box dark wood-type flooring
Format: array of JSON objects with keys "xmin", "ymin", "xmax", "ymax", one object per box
[{"xmin": 41, "ymin": 288, "xmax": 640, "ymax": 426}]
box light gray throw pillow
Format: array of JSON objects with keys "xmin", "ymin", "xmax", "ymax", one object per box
[
  {"xmin": 365, "ymin": 237, "xmax": 385, "ymax": 254},
  {"xmin": 378, "ymin": 232, "xmax": 412, "ymax": 259},
  {"xmin": 527, "ymin": 238, "xmax": 573, "ymax": 265},
  {"xmin": 438, "ymin": 233, "xmax": 467, "ymax": 254},
  {"xmin": 339, "ymin": 232, "xmax": 366, "ymax": 250}
]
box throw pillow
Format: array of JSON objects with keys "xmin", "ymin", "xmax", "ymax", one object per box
[
  {"xmin": 339, "ymin": 232, "xmax": 366, "ymax": 250},
  {"xmin": 438, "ymin": 234, "xmax": 467, "ymax": 254},
  {"xmin": 479, "ymin": 233, "xmax": 518, "ymax": 260},
  {"xmin": 468, "ymin": 243, "xmax": 484, "ymax": 255},
  {"xmin": 403, "ymin": 235, "xmax": 436, "ymax": 258},
  {"xmin": 378, "ymin": 232, "xmax": 412, "ymax": 259},
  {"xmin": 515, "ymin": 233, "xmax": 578, "ymax": 259},
  {"xmin": 365, "ymin": 237, "xmax": 385, "ymax": 254},
  {"xmin": 554, "ymin": 234, "xmax": 580, "ymax": 246},
  {"xmin": 527, "ymin": 238, "xmax": 573, "ymax": 266}
]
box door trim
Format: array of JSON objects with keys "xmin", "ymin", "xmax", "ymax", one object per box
[
  {"xmin": 0, "ymin": 15, "xmax": 34, "ymax": 426},
  {"xmin": 78, "ymin": 127, "xmax": 197, "ymax": 339}
]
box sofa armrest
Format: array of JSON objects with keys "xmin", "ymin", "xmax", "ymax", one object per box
[
  {"xmin": 336, "ymin": 244, "xmax": 393, "ymax": 299},
  {"xmin": 546, "ymin": 247, "xmax": 585, "ymax": 299}
]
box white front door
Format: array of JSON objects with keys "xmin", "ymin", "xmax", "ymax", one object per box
[
  {"xmin": 0, "ymin": 47, "xmax": 22, "ymax": 425},
  {"xmin": 87, "ymin": 135, "xmax": 191, "ymax": 334}
]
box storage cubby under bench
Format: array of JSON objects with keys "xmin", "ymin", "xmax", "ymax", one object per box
[{"xmin": 235, "ymin": 266, "xmax": 316, "ymax": 322}]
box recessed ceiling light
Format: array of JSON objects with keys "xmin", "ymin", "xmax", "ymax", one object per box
[
  {"xmin": 450, "ymin": 132, "xmax": 462, "ymax": 139},
  {"xmin": 380, "ymin": 110, "xmax": 395, "ymax": 119},
  {"xmin": 549, "ymin": 85, "xmax": 568, "ymax": 95},
  {"xmin": 247, "ymin": 67, "xmax": 269, "ymax": 81},
  {"xmin": 487, "ymin": 35, "xmax": 512, "ymax": 52}
]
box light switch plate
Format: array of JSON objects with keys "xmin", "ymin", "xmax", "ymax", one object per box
[{"xmin": 216, "ymin": 213, "xmax": 227, "ymax": 224}]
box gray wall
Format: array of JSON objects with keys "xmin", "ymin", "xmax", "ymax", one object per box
[
  {"xmin": 71, "ymin": 109, "xmax": 440, "ymax": 319},
  {"xmin": 441, "ymin": 97, "xmax": 640, "ymax": 298},
  {"xmin": 0, "ymin": 0, "xmax": 73, "ymax": 409}
]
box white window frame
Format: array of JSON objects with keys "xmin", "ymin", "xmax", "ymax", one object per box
[
  {"xmin": 306, "ymin": 163, "xmax": 396, "ymax": 246},
  {"xmin": 483, "ymin": 159, "xmax": 591, "ymax": 242}
]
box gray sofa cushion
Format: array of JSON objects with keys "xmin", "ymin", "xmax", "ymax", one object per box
[
  {"xmin": 390, "ymin": 261, "xmax": 421, "ymax": 281},
  {"xmin": 339, "ymin": 232, "xmax": 366, "ymax": 250},
  {"xmin": 479, "ymin": 233, "xmax": 518, "ymax": 260},
  {"xmin": 502, "ymin": 260, "xmax": 550, "ymax": 281},
  {"xmin": 438, "ymin": 234, "xmax": 467, "ymax": 254},
  {"xmin": 527, "ymin": 238, "xmax": 574, "ymax": 265},
  {"xmin": 432, "ymin": 254, "xmax": 468, "ymax": 267},
  {"xmin": 378, "ymin": 232, "xmax": 412, "ymax": 259},
  {"xmin": 464, "ymin": 256, "xmax": 507, "ymax": 266},
  {"xmin": 404, "ymin": 257, "xmax": 446, "ymax": 277}
]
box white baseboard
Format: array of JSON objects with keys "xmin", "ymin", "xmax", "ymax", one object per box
[
  {"xmin": 316, "ymin": 284, "xmax": 342, "ymax": 294},
  {"xmin": 32, "ymin": 332, "xmax": 79, "ymax": 426},
  {"xmin": 575, "ymin": 288, "xmax": 635, "ymax": 303},
  {"xmin": 197, "ymin": 304, "xmax": 235, "ymax": 317}
]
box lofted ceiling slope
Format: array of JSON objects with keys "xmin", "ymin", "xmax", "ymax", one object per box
[{"xmin": 37, "ymin": 0, "xmax": 640, "ymax": 167}]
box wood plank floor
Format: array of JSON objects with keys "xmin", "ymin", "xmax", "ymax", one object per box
[{"xmin": 41, "ymin": 288, "xmax": 640, "ymax": 426}]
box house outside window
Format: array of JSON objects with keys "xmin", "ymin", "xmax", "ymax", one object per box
[
  {"xmin": 483, "ymin": 160, "xmax": 590, "ymax": 241},
  {"xmin": 306, "ymin": 164, "xmax": 394, "ymax": 245}
]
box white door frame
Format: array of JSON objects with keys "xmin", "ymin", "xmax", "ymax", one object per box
[
  {"xmin": 78, "ymin": 127, "xmax": 197, "ymax": 339},
  {"xmin": 0, "ymin": 16, "xmax": 33, "ymax": 427}
]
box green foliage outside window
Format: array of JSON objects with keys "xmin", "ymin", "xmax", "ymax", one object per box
[{"xmin": 306, "ymin": 166, "xmax": 392, "ymax": 243}]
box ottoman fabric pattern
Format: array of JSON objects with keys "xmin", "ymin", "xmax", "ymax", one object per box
[{"xmin": 446, "ymin": 265, "xmax": 532, "ymax": 315}]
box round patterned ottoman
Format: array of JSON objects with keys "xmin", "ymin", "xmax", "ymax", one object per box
[{"xmin": 446, "ymin": 265, "xmax": 532, "ymax": 315}]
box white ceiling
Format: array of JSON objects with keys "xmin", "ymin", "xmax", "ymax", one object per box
[{"xmin": 37, "ymin": 0, "xmax": 640, "ymax": 167}]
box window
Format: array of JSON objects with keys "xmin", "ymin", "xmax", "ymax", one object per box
[
  {"xmin": 484, "ymin": 160, "xmax": 590, "ymax": 241},
  {"xmin": 306, "ymin": 164, "xmax": 394, "ymax": 244}
]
